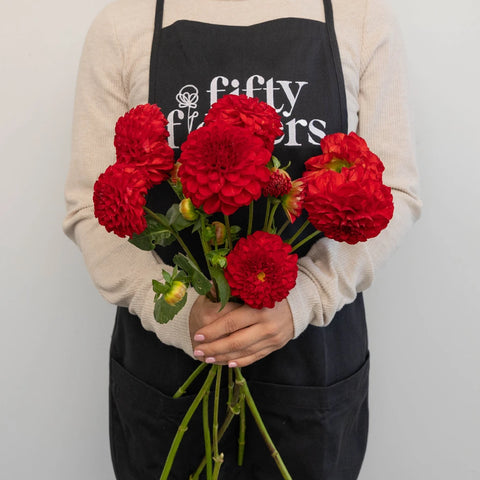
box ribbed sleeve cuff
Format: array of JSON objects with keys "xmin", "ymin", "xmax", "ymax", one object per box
[
  {"xmin": 287, "ymin": 271, "xmax": 320, "ymax": 339},
  {"xmin": 134, "ymin": 284, "xmax": 199, "ymax": 359}
]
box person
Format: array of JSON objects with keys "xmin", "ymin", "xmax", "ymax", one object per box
[{"xmin": 63, "ymin": 0, "xmax": 421, "ymax": 478}]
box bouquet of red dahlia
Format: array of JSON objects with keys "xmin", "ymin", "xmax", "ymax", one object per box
[{"xmin": 93, "ymin": 95, "xmax": 393, "ymax": 480}]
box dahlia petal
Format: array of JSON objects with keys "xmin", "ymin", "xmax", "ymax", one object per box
[
  {"xmin": 202, "ymin": 196, "xmax": 222, "ymax": 214},
  {"xmin": 221, "ymin": 184, "xmax": 243, "ymax": 196},
  {"xmin": 244, "ymin": 182, "xmax": 261, "ymax": 197}
]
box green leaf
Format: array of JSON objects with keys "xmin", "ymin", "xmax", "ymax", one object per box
[
  {"xmin": 206, "ymin": 248, "xmax": 229, "ymax": 259},
  {"xmin": 173, "ymin": 270, "xmax": 189, "ymax": 284},
  {"xmin": 203, "ymin": 225, "xmax": 216, "ymax": 243},
  {"xmin": 173, "ymin": 253, "xmax": 195, "ymax": 275},
  {"xmin": 169, "ymin": 180, "xmax": 184, "ymax": 199},
  {"xmin": 166, "ymin": 204, "xmax": 181, "ymax": 224},
  {"xmin": 166, "ymin": 204, "xmax": 193, "ymax": 231},
  {"xmin": 173, "ymin": 253, "xmax": 211, "ymax": 295},
  {"xmin": 192, "ymin": 217, "xmax": 203, "ymax": 233},
  {"xmin": 191, "ymin": 271, "xmax": 212, "ymax": 295},
  {"xmin": 162, "ymin": 270, "xmax": 172, "ymax": 283},
  {"xmin": 152, "ymin": 279, "xmax": 170, "ymax": 301},
  {"xmin": 129, "ymin": 216, "xmax": 174, "ymax": 251},
  {"xmin": 230, "ymin": 225, "xmax": 242, "ymax": 242},
  {"xmin": 154, "ymin": 293, "xmax": 188, "ymax": 324},
  {"xmin": 210, "ymin": 267, "xmax": 231, "ymax": 310}
]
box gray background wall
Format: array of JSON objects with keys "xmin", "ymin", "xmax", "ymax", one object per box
[{"xmin": 1, "ymin": 0, "xmax": 479, "ymax": 478}]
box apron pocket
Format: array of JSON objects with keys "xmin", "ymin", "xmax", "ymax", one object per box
[
  {"xmin": 109, "ymin": 357, "xmax": 208, "ymax": 480},
  {"xmin": 109, "ymin": 354, "xmax": 369, "ymax": 480},
  {"xmin": 239, "ymin": 353, "xmax": 370, "ymax": 480}
]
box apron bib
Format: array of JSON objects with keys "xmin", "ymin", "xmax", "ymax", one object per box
[{"xmin": 109, "ymin": 1, "xmax": 369, "ymax": 478}]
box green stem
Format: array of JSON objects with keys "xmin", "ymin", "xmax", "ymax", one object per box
[
  {"xmin": 144, "ymin": 207, "xmax": 198, "ymax": 268},
  {"xmin": 173, "ymin": 362, "xmax": 208, "ymax": 398},
  {"xmin": 234, "ymin": 368, "xmax": 293, "ymax": 480},
  {"xmin": 213, "ymin": 366, "xmax": 223, "ymax": 461},
  {"xmin": 199, "ymin": 215, "xmax": 212, "ymax": 260},
  {"xmin": 263, "ymin": 198, "xmax": 272, "ymax": 231},
  {"xmin": 190, "ymin": 382, "xmax": 243, "ymax": 480},
  {"xmin": 290, "ymin": 230, "xmax": 322, "ymax": 253},
  {"xmin": 159, "ymin": 366, "xmax": 217, "ymax": 480},
  {"xmin": 247, "ymin": 202, "xmax": 254, "ymax": 236},
  {"xmin": 224, "ymin": 215, "xmax": 233, "ymax": 249},
  {"xmin": 277, "ymin": 219, "xmax": 290, "ymax": 237},
  {"xmin": 228, "ymin": 368, "xmax": 234, "ymax": 406},
  {"xmin": 266, "ymin": 200, "xmax": 281, "ymax": 234},
  {"xmin": 202, "ymin": 389, "xmax": 213, "ymax": 480},
  {"xmin": 212, "ymin": 454, "xmax": 224, "ymax": 480},
  {"xmin": 211, "ymin": 366, "xmax": 224, "ymax": 479},
  {"xmin": 237, "ymin": 392, "xmax": 246, "ymax": 466},
  {"xmin": 198, "ymin": 216, "xmax": 217, "ymax": 297},
  {"xmin": 285, "ymin": 219, "xmax": 310, "ymax": 245}
]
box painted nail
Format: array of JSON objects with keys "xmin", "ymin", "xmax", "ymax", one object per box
[
  {"xmin": 205, "ymin": 357, "xmax": 216, "ymax": 364},
  {"xmin": 194, "ymin": 350, "xmax": 204, "ymax": 357},
  {"xmin": 228, "ymin": 361, "xmax": 238, "ymax": 368},
  {"xmin": 194, "ymin": 334, "xmax": 205, "ymax": 342}
]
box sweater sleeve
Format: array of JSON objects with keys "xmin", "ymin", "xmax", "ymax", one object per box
[
  {"xmin": 63, "ymin": 5, "xmax": 197, "ymax": 357},
  {"xmin": 287, "ymin": 0, "xmax": 422, "ymax": 336}
]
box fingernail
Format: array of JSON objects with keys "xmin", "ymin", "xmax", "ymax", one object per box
[
  {"xmin": 205, "ymin": 357, "xmax": 216, "ymax": 364},
  {"xmin": 228, "ymin": 361, "xmax": 238, "ymax": 368},
  {"xmin": 194, "ymin": 334, "xmax": 205, "ymax": 342},
  {"xmin": 194, "ymin": 350, "xmax": 204, "ymax": 357}
]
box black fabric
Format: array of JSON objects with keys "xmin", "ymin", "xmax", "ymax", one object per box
[
  {"xmin": 109, "ymin": 1, "xmax": 369, "ymax": 478},
  {"xmin": 110, "ymin": 308, "xmax": 369, "ymax": 480}
]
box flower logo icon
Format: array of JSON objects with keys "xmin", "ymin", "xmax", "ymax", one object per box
[{"xmin": 176, "ymin": 85, "xmax": 199, "ymax": 133}]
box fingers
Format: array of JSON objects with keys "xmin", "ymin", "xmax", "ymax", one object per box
[
  {"xmin": 197, "ymin": 337, "xmax": 282, "ymax": 368},
  {"xmin": 190, "ymin": 297, "xmax": 242, "ymax": 334},
  {"xmin": 192, "ymin": 299, "xmax": 294, "ymax": 368},
  {"xmin": 194, "ymin": 322, "xmax": 267, "ymax": 359},
  {"xmin": 193, "ymin": 305, "xmax": 257, "ymax": 343},
  {"xmin": 194, "ymin": 316, "xmax": 292, "ymax": 367},
  {"xmin": 225, "ymin": 346, "xmax": 277, "ymax": 368},
  {"xmin": 189, "ymin": 298, "xmax": 243, "ymax": 354}
]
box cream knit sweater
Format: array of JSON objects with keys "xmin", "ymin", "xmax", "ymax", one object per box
[{"xmin": 63, "ymin": 0, "xmax": 422, "ymax": 357}]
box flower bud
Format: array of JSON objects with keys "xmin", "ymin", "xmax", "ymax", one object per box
[
  {"xmin": 170, "ymin": 162, "xmax": 181, "ymax": 184},
  {"xmin": 164, "ymin": 281, "xmax": 187, "ymax": 306},
  {"xmin": 179, "ymin": 198, "xmax": 198, "ymax": 221},
  {"xmin": 210, "ymin": 221, "xmax": 226, "ymax": 246},
  {"xmin": 262, "ymin": 167, "xmax": 293, "ymax": 198},
  {"xmin": 281, "ymin": 179, "xmax": 305, "ymax": 223}
]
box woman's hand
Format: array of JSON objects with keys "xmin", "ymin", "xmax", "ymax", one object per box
[
  {"xmin": 189, "ymin": 297, "xmax": 294, "ymax": 368},
  {"xmin": 189, "ymin": 294, "xmax": 242, "ymax": 348}
]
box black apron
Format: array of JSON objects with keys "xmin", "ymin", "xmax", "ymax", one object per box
[{"xmin": 109, "ymin": 1, "xmax": 369, "ymax": 478}]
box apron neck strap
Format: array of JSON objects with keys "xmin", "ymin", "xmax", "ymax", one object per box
[
  {"xmin": 323, "ymin": 0, "xmax": 348, "ymax": 133},
  {"xmin": 149, "ymin": 0, "xmax": 165, "ymax": 103}
]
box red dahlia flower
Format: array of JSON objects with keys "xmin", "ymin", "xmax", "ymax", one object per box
[
  {"xmin": 305, "ymin": 132, "xmax": 384, "ymax": 181},
  {"xmin": 178, "ymin": 123, "xmax": 271, "ymax": 215},
  {"xmin": 204, "ymin": 94, "xmax": 283, "ymax": 151},
  {"xmin": 224, "ymin": 231, "xmax": 298, "ymax": 309},
  {"xmin": 93, "ymin": 164, "xmax": 148, "ymax": 238},
  {"xmin": 302, "ymin": 167, "xmax": 394, "ymax": 244},
  {"xmin": 281, "ymin": 179, "xmax": 305, "ymax": 223},
  {"xmin": 114, "ymin": 104, "xmax": 174, "ymax": 185},
  {"xmin": 321, "ymin": 131, "xmax": 369, "ymax": 157}
]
